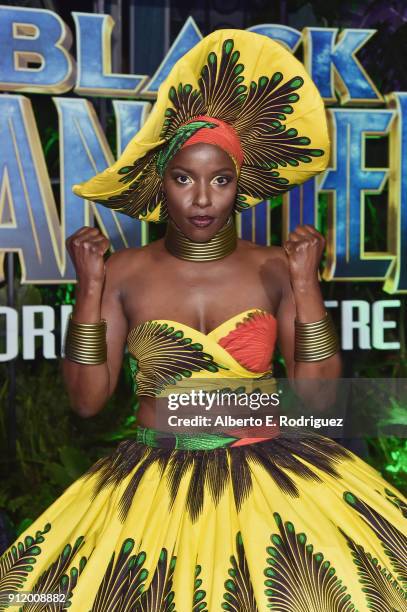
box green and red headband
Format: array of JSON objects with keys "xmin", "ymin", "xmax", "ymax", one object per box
[{"xmin": 156, "ymin": 115, "xmax": 244, "ymax": 178}]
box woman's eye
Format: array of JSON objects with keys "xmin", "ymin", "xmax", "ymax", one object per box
[
  {"xmin": 175, "ymin": 175, "xmax": 191, "ymax": 184},
  {"xmin": 213, "ymin": 176, "xmax": 231, "ymax": 185}
]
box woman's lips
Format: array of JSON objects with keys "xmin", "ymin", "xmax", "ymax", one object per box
[{"xmin": 189, "ymin": 216, "xmax": 215, "ymax": 228}]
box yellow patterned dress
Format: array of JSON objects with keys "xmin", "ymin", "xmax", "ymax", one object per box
[{"xmin": 1, "ymin": 309, "xmax": 406, "ymax": 611}]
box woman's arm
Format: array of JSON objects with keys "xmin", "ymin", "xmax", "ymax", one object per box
[
  {"xmin": 277, "ymin": 277, "xmax": 342, "ymax": 381},
  {"xmin": 62, "ymin": 227, "xmax": 128, "ymax": 417},
  {"xmin": 276, "ymin": 224, "xmax": 342, "ymax": 409}
]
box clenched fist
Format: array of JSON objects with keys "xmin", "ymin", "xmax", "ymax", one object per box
[
  {"xmin": 66, "ymin": 227, "xmax": 110, "ymax": 286},
  {"xmin": 283, "ymin": 224, "xmax": 325, "ymax": 286}
]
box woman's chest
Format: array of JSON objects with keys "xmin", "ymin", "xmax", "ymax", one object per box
[{"xmin": 122, "ymin": 267, "xmax": 279, "ymax": 334}]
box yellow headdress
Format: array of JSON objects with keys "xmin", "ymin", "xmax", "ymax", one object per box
[{"xmin": 73, "ymin": 29, "xmax": 330, "ymax": 223}]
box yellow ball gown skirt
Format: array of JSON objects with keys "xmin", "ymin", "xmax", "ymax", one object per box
[{"xmin": 1, "ymin": 310, "xmax": 406, "ymax": 611}]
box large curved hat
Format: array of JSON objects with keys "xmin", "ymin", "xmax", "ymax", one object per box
[{"xmin": 73, "ymin": 29, "xmax": 330, "ymax": 223}]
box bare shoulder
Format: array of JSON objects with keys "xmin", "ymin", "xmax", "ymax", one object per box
[
  {"xmin": 104, "ymin": 241, "xmax": 160, "ymax": 286},
  {"xmin": 237, "ymin": 240, "xmax": 292, "ymax": 304},
  {"xmin": 238, "ymin": 240, "xmax": 289, "ymax": 271}
]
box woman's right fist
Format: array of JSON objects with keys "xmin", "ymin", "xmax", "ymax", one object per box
[{"xmin": 66, "ymin": 227, "xmax": 111, "ymax": 286}]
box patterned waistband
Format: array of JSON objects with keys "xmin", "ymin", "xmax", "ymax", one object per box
[
  {"xmin": 134, "ymin": 425, "xmax": 277, "ymax": 450},
  {"xmin": 135, "ymin": 426, "xmax": 237, "ymax": 450}
]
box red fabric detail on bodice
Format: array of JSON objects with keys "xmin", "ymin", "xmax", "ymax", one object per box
[{"xmin": 218, "ymin": 310, "xmax": 277, "ymax": 372}]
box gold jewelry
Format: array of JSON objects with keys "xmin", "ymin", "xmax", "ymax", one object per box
[
  {"xmin": 164, "ymin": 216, "xmax": 237, "ymax": 262},
  {"xmin": 294, "ymin": 312, "xmax": 339, "ymax": 362},
  {"xmin": 65, "ymin": 315, "xmax": 107, "ymax": 365}
]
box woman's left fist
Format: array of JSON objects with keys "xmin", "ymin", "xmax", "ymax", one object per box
[{"xmin": 282, "ymin": 224, "xmax": 325, "ymax": 285}]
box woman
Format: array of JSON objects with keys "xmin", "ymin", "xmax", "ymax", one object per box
[{"xmin": 1, "ymin": 29, "xmax": 406, "ymax": 612}]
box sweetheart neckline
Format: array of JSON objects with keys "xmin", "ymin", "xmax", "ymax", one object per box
[{"xmin": 127, "ymin": 307, "xmax": 277, "ymax": 340}]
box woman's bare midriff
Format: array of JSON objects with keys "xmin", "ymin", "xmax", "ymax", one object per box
[
  {"xmin": 136, "ymin": 398, "xmax": 164, "ymax": 429},
  {"xmin": 134, "ymin": 396, "xmax": 279, "ymax": 440}
]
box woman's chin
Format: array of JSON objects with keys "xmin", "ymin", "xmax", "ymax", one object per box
[
  {"xmin": 185, "ymin": 225, "xmax": 220, "ymax": 242},
  {"xmin": 168, "ymin": 215, "xmax": 231, "ymax": 242}
]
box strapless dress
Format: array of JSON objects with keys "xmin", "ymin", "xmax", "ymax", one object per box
[{"xmin": 0, "ymin": 309, "xmax": 406, "ymax": 611}]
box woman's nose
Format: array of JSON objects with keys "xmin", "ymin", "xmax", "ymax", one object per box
[{"xmin": 194, "ymin": 182, "xmax": 211, "ymax": 208}]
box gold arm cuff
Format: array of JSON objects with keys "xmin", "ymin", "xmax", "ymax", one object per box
[
  {"xmin": 65, "ymin": 315, "xmax": 107, "ymax": 365},
  {"xmin": 294, "ymin": 312, "xmax": 339, "ymax": 362}
]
